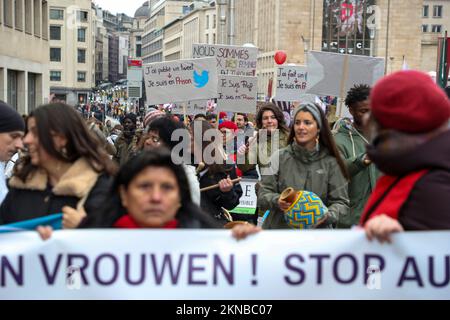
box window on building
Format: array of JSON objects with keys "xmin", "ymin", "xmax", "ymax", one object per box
[
  {"xmin": 136, "ymin": 44, "xmax": 142, "ymax": 57},
  {"xmin": 33, "ymin": 0, "xmax": 40, "ymax": 36},
  {"xmin": 50, "ymin": 25, "xmax": 61, "ymax": 40},
  {"xmin": 422, "ymin": 25, "xmax": 428, "ymax": 33},
  {"xmin": 213, "ymin": 14, "xmax": 216, "ymax": 29},
  {"xmin": 433, "ymin": 5, "xmax": 443, "ymax": 18},
  {"xmin": 77, "ymin": 10, "xmax": 88, "ymax": 22},
  {"xmin": 28, "ymin": 73, "xmax": 37, "ymax": 112},
  {"xmin": 4, "ymin": 0, "xmax": 13, "ymax": 27},
  {"xmin": 50, "ymin": 71, "xmax": 61, "ymax": 81},
  {"xmin": 213, "ymin": 33, "xmax": 216, "ymax": 44},
  {"xmin": 78, "ymin": 28, "xmax": 86, "ymax": 42},
  {"xmin": 50, "ymin": 48, "xmax": 61, "ymax": 62},
  {"xmin": 206, "ymin": 15, "xmax": 209, "ymax": 29},
  {"xmin": 15, "ymin": 0, "xmax": 24, "ymax": 30},
  {"xmin": 42, "ymin": 1, "xmax": 48, "ymax": 39},
  {"xmin": 50, "ymin": 8, "xmax": 63, "ymax": 20},
  {"xmin": 206, "ymin": 34, "xmax": 209, "ymax": 44},
  {"xmin": 78, "ymin": 49, "xmax": 86, "ymax": 63},
  {"xmin": 77, "ymin": 71, "xmax": 86, "ymax": 82},
  {"xmin": 25, "ymin": 0, "xmax": 32, "ymax": 33},
  {"xmin": 432, "ymin": 25, "xmax": 442, "ymax": 33},
  {"xmin": 182, "ymin": 5, "xmax": 190, "ymax": 15},
  {"xmin": 423, "ymin": 5, "xmax": 429, "ymax": 17},
  {"xmin": 7, "ymin": 70, "xmax": 18, "ymax": 110}
]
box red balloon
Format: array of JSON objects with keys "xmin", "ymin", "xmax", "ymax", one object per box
[{"xmin": 274, "ymin": 51, "xmax": 287, "ymax": 65}]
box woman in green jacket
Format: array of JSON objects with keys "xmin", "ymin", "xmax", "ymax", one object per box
[
  {"xmin": 237, "ymin": 103, "xmax": 289, "ymax": 177},
  {"xmin": 258, "ymin": 103, "xmax": 350, "ymax": 229}
]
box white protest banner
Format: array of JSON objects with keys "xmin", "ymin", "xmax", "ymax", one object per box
[
  {"xmin": 217, "ymin": 75, "xmax": 257, "ymax": 114},
  {"xmin": 275, "ymin": 66, "xmax": 308, "ymax": 101},
  {"xmin": 231, "ymin": 179, "xmax": 258, "ymax": 215},
  {"xmin": 169, "ymin": 100, "xmax": 208, "ymax": 115},
  {"xmin": 144, "ymin": 58, "xmax": 218, "ymax": 105},
  {"xmin": 193, "ymin": 44, "xmax": 258, "ymax": 76},
  {"xmin": 1, "ymin": 230, "xmax": 450, "ymax": 300},
  {"xmin": 306, "ymin": 51, "xmax": 384, "ymax": 117}
]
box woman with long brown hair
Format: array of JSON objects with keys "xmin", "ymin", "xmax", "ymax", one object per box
[
  {"xmin": 0, "ymin": 103, "xmax": 117, "ymax": 228},
  {"xmin": 258, "ymin": 103, "xmax": 349, "ymax": 229},
  {"xmin": 190, "ymin": 120, "xmax": 243, "ymax": 225},
  {"xmin": 238, "ymin": 103, "xmax": 289, "ymax": 177}
]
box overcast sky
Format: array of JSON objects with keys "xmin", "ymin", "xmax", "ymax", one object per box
[{"xmin": 93, "ymin": 0, "xmax": 148, "ymax": 17}]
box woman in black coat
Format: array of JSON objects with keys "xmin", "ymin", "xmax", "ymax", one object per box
[
  {"xmin": 191, "ymin": 121, "xmax": 243, "ymax": 225},
  {"xmin": 0, "ymin": 103, "xmax": 117, "ymax": 228}
]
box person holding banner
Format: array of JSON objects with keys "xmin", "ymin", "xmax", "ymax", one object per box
[
  {"xmin": 258, "ymin": 103, "xmax": 349, "ymax": 229},
  {"xmin": 39, "ymin": 149, "xmax": 259, "ymax": 240},
  {"xmin": 360, "ymin": 70, "xmax": 450, "ymax": 243},
  {"xmin": 0, "ymin": 103, "xmax": 117, "ymax": 228}
]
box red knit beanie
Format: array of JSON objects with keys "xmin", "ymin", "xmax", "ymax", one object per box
[
  {"xmin": 219, "ymin": 120, "xmax": 238, "ymax": 132},
  {"xmin": 219, "ymin": 112, "xmax": 228, "ymax": 119},
  {"xmin": 370, "ymin": 70, "xmax": 450, "ymax": 133}
]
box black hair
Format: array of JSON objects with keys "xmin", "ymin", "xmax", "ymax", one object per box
[
  {"xmin": 345, "ymin": 84, "xmax": 371, "ymax": 109},
  {"xmin": 288, "ymin": 105, "xmax": 349, "ymax": 180},
  {"xmin": 147, "ymin": 116, "xmax": 187, "ymax": 151},
  {"xmin": 232, "ymin": 113, "xmax": 248, "ymax": 122},
  {"xmin": 15, "ymin": 103, "xmax": 117, "ymax": 181},
  {"xmin": 205, "ymin": 114, "xmax": 217, "ymax": 121},
  {"xmin": 94, "ymin": 148, "xmax": 219, "ymax": 228},
  {"xmin": 194, "ymin": 114, "xmax": 207, "ymax": 120}
]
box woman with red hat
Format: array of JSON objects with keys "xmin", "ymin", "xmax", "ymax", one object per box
[{"xmin": 361, "ymin": 70, "xmax": 450, "ymax": 243}]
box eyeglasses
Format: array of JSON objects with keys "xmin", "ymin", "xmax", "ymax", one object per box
[{"xmin": 147, "ymin": 135, "xmax": 161, "ymax": 144}]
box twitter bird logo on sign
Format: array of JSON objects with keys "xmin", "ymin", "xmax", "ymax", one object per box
[{"xmin": 193, "ymin": 70, "xmax": 209, "ymax": 88}]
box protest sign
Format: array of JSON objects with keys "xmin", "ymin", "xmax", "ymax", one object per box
[
  {"xmin": 217, "ymin": 75, "xmax": 257, "ymax": 113},
  {"xmin": 193, "ymin": 44, "xmax": 258, "ymax": 76},
  {"xmin": 275, "ymin": 66, "xmax": 308, "ymax": 101},
  {"xmin": 169, "ymin": 100, "xmax": 208, "ymax": 115},
  {"xmin": 1, "ymin": 231, "xmax": 449, "ymax": 300},
  {"xmin": 231, "ymin": 179, "xmax": 258, "ymax": 215},
  {"xmin": 144, "ymin": 58, "xmax": 218, "ymax": 105},
  {"xmin": 306, "ymin": 51, "xmax": 385, "ymax": 117}
]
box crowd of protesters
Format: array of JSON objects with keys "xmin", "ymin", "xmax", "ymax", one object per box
[{"xmin": 0, "ymin": 70, "xmax": 449, "ymax": 244}]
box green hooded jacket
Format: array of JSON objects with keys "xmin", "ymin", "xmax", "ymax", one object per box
[
  {"xmin": 258, "ymin": 142, "xmax": 349, "ymax": 229},
  {"xmin": 333, "ymin": 122, "xmax": 380, "ymax": 228}
]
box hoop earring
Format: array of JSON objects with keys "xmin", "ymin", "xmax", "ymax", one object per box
[
  {"xmin": 315, "ymin": 136, "xmax": 320, "ymax": 152},
  {"xmin": 61, "ymin": 147, "xmax": 69, "ymax": 160}
]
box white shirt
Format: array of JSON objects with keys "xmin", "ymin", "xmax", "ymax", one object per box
[{"xmin": 0, "ymin": 162, "xmax": 8, "ymax": 205}]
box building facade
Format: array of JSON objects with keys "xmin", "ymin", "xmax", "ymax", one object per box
[
  {"xmin": 0, "ymin": 0, "xmax": 50, "ymax": 114},
  {"xmin": 142, "ymin": 0, "xmax": 191, "ymax": 64},
  {"xmin": 421, "ymin": 0, "xmax": 450, "ymax": 72},
  {"xmin": 233, "ymin": 0, "xmax": 424, "ymax": 97},
  {"xmin": 48, "ymin": 0, "xmax": 95, "ymax": 106}
]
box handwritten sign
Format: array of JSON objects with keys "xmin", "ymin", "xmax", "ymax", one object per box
[
  {"xmin": 193, "ymin": 44, "xmax": 258, "ymax": 76},
  {"xmin": 275, "ymin": 66, "xmax": 309, "ymax": 101},
  {"xmin": 143, "ymin": 58, "xmax": 218, "ymax": 105},
  {"xmin": 169, "ymin": 100, "xmax": 208, "ymax": 115},
  {"xmin": 217, "ymin": 75, "xmax": 257, "ymax": 114}
]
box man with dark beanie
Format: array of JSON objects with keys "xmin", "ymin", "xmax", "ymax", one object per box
[
  {"xmin": 0, "ymin": 101, "xmax": 25, "ymax": 204},
  {"xmin": 360, "ymin": 71, "xmax": 450, "ymax": 243}
]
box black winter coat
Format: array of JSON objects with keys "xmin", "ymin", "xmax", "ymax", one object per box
[
  {"xmin": 0, "ymin": 158, "xmax": 113, "ymax": 228},
  {"xmin": 198, "ymin": 164, "xmax": 243, "ymax": 225},
  {"xmin": 367, "ymin": 129, "xmax": 450, "ymax": 230}
]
